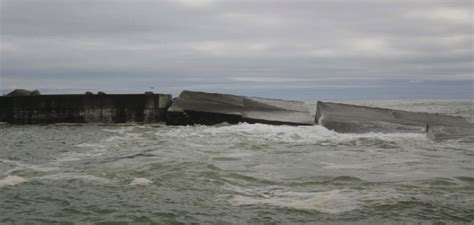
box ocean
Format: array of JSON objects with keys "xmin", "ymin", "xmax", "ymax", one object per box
[{"xmin": 1, "ymin": 100, "xmax": 473, "ymax": 224}]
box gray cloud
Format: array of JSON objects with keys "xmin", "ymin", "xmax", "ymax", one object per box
[{"xmin": 0, "ymin": 0, "xmax": 472, "ymax": 96}]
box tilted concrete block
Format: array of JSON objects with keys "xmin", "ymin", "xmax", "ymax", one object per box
[
  {"xmin": 166, "ymin": 90, "xmax": 243, "ymax": 125},
  {"xmin": 426, "ymin": 125, "xmax": 474, "ymax": 141},
  {"xmin": 316, "ymin": 101, "xmax": 471, "ymax": 133},
  {"xmin": 242, "ymin": 97, "xmax": 314, "ymax": 125},
  {"xmin": 166, "ymin": 90, "xmax": 316, "ymax": 126}
]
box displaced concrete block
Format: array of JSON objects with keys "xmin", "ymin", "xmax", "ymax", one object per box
[
  {"xmin": 427, "ymin": 125, "xmax": 474, "ymax": 141},
  {"xmin": 318, "ymin": 114, "xmax": 424, "ymax": 133},
  {"xmin": 316, "ymin": 102, "xmax": 417, "ymax": 133},
  {"xmin": 392, "ymin": 110, "xmax": 470, "ymax": 128},
  {"xmin": 166, "ymin": 90, "xmax": 316, "ymax": 126},
  {"xmin": 174, "ymin": 90, "xmax": 244, "ymax": 115},
  {"xmin": 242, "ymin": 97, "xmax": 315, "ymax": 125},
  {"xmin": 316, "ymin": 101, "xmax": 470, "ymax": 133},
  {"xmin": 166, "ymin": 91, "xmax": 243, "ymax": 125}
]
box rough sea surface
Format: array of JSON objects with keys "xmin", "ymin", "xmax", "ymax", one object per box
[{"xmin": 1, "ymin": 100, "xmax": 473, "ymax": 224}]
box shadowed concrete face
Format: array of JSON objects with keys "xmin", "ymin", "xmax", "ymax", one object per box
[
  {"xmin": 318, "ymin": 114, "xmax": 425, "ymax": 133},
  {"xmin": 427, "ymin": 125, "xmax": 474, "ymax": 141},
  {"xmin": 166, "ymin": 90, "xmax": 315, "ymax": 125},
  {"xmin": 316, "ymin": 102, "xmax": 471, "ymax": 133},
  {"xmin": 393, "ymin": 111, "xmax": 471, "ymax": 128}
]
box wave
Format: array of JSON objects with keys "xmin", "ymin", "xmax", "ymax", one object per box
[
  {"xmin": 230, "ymin": 189, "xmax": 361, "ymax": 214},
  {"xmin": 156, "ymin": 123, "xmax": 427, "ymax": 148},
  {"xmin": 130, "ymin": 177, "xmax": 153, "ymax": 186},
  {"xmin": 0, "ymin": 175, "xmax": 26, "ymax": 189},
  {"xmin": 38, "ymin": 173, "xmax": 111, "ymax": 184},
  {"xmin": 228, "ymin": 185, "xmax": 408, "ymax": 214}
]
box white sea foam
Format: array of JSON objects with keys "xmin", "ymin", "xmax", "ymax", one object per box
[
  {"xmin": 1, "ymin": 159, "xmax": 60, "ymax": 175},
  {"xmin": 231, "ymin": 189, "xmax": 360, "ymax": 214},
  {"xmin": 157, "ymin": 123, "xmax": 426, "ymax": 146},
  {"xmin": 103, "ymin": 127, "xmax": 135, "ymax": 134},
  {"xmin": 55, "ymin": 150, "xmax": 106, "ymax": 162},
  {"xmin": 320, "ymin": 161, "xmax": 374, "ymax": 170},
  {"xmin": 130, "ymin": 177, "xmax": 153, "ymax": 186},
  {"xmin": 39, "ymin": 173, "xmax": 111, "ymax": 184},
  {"xmin": 0, "ymin": 175, "xmax": 26, "ymax": 189},
  {"xmin": 230, "ymin": 188, "xmax": 404, "ymax": 214},
  {"xmin": 75, "ymin": 143, "xmax": 106, "ymax": 149}
]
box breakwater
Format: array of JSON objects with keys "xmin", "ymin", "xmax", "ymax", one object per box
[{"xmin": 1, "ymin": 89, "xmax": 472, "ymax": 141}]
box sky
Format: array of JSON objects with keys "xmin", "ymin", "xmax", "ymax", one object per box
[{"xmin": 0, "ymin": 0, "xmax": 473, "ymax": 99}]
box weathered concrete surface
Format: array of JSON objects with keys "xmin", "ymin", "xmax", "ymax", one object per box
[
  {"xmin": 427, "ymin": 125, "xmax": 474, "ymax": 141},
  {"xmin": 166, "ymin": 90, "xmax": 315, "ymax": 125},
  {"xmin": 172, "ymin": 90, "xmax": 243, "ymax": 115},
  {"xmin": 242, "ymin": 97, "xmax": 315, "ymax": 125},
  {"xmin": 316, "ymin": 102, "xmax": 471, "ymax": 133},
  {"xmin": 0, "ymin": 93, "xmax": 172, "ymax": 124},
  {"xmin": 166, "ymin": 91, "xmax": 243, "ymax": 125},
  {"xmin": 393, "ymin": 110, "xmax": 470, "ymax": 127}
]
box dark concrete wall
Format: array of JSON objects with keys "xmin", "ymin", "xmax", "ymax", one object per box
[
  {"xmin": 0, "ymin": 97, "xmax": 12, "ymax": 122},
  {"xmin": 0, "ymin": 93, "xmax": 172, "ymax": 124}
]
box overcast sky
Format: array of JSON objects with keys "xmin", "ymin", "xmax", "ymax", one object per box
[{"xmin": 0, "ymin": 0, "xmax": 472, "ymax": 98}]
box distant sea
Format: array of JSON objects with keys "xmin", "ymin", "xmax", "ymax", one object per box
[{"xmin": 1, "ymin": 79, "xmax": 472, "ymax": 101}]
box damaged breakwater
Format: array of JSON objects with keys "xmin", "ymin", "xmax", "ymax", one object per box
[
  {"xmin": 0, "ymin": 92, "xmax": 172, "ymax": 124},
  {"xmin": 166, "ymin": 90, "xmax": 315, "ymax": 126},
  {"xmin": 1, "ymin": 89, "xmax": 473, "ymax": 141},
  {"xmin": 166, "ymin": 91, "xmax": 473, "ymax": 140}
]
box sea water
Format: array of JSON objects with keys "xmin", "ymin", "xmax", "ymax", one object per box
[{"xmin": 0, "ymin": 100, "xmax": 473, "ymax": 224}]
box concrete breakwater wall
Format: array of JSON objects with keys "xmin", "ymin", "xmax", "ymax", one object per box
[
  {"xmin": 1, "ymin": 89, "xmax": 472, "ymax": 141},
  {"xmin": 0, "ymin": 93, "xmax": 172, "ymax": 124}
]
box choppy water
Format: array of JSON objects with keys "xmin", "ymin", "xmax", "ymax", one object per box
[{"xmin": 1, "ymin": 100, "xmax": 473, "ymax": 224}]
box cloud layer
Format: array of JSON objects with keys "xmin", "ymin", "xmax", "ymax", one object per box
[{"xmin": 1, "ymin": 0, "xmax": 472, "ymax": 96}]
